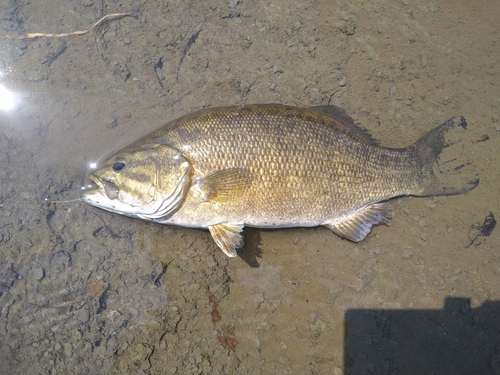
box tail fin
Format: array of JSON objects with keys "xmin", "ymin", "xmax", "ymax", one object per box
[{"xmin": 408, "ymin": 116, "xmax": 479, "ymax": 196}]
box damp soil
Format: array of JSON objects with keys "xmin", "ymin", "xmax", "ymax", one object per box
[{"xmin": 0, "ymin": 1, "xmax": 499, "ymax": 374}]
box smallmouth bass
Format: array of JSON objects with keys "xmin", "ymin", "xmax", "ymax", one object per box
[{"xmin": 82, "ymin": 104, "xmax": 478, "ymax": 257}]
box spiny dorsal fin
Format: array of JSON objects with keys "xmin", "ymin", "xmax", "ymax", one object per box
[
  {"xmin": 324, "ymin": 202, "xmax": 392, "ymax": 242},
  {"xmin": 208, "ymin": 222, "xmax": 244, "ymax": 257},
  {"xmin": 197, "ymin": 168, "xmax": 252, "ymax": 202}
]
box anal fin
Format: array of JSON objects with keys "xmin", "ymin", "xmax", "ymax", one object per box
[
  {"xmin": 325, "ymin": 203, "xmax": 392, "ymax": 242},
  {"xmin": 208, "ymin": 222, "xmax": 244, "ymax": 257}
]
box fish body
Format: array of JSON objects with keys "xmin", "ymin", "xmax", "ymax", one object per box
[{"xmin": 82, "ymin": 104, "xmax": 478, "ymax": 256}]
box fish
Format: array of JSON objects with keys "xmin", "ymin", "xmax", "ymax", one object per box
[{"xmin": 82, "ymin": 104, "xmax": 478, "ymax": 257}]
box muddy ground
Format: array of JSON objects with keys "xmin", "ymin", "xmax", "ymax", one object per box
[{"xmin": 0, "ymin": 0, "xmax": 499, "ymax": 374}]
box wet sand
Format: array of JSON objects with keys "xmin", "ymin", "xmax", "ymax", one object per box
[{"xmin": 0, "ymin": 0, "xmax": 499, "ymax": 374}]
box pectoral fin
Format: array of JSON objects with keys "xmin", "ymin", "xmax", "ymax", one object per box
[
  {"xmin": 325, "ymin": 203, "xmax": 392, "ymax": 242},
  {"xmin": 208, "ymin": 222, "xmax": 244, "ymax": 257},
  {"xmin": 197, "ymin": 168, "xmax": 252, "ymax": 202}
]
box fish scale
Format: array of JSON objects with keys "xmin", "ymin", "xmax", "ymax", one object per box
[{"xmin": 83, "ymin": 104, "xmax": 478, "ymax": 257}]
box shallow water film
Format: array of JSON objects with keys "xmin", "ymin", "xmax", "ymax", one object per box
[{"xmin": 1, "ymin": 1, "xmax": 499, "ymax": 374}]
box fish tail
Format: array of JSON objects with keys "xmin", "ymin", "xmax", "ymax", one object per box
[{"xmin": 408, "ymin": 116, "xmax": 479, "ymax": 196}]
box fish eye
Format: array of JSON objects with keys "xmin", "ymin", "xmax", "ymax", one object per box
[{"xmin": 112, "ymin": 160, "xmax": 126, "ymax": 172}]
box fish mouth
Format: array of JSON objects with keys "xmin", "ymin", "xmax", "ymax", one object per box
[{"xmin": 82, "ymin": 174, "xmax": 119, "ymax": 200}]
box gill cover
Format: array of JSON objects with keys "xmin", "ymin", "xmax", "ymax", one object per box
[{"xmin": 84, "ymin": 144, "xmax": 192, "ymax": 220}]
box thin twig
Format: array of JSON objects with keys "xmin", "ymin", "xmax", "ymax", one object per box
[{"xmin": 1, "ymin": 13, "xmax": 133, "ymax": 40}]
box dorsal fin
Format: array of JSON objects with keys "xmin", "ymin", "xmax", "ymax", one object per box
[{"xmin": 313, "ymin": 105, "xmax": 379, "ymax": 144}]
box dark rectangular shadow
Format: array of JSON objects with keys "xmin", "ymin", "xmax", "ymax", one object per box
[{"xmin": 344, "ymin": 298, "xmax": 500, "ymax": 374}]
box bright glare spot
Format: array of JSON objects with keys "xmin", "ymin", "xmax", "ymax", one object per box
[
  {"xmin": 89, "ymin": 162, "xmax": 97, "ymax": 169},
  {"xmin": 0, "ymin": 85, "xmax": 17, "ymax": 111}
]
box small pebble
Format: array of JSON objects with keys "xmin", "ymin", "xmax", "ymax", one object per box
[
  {"xmin": 402, "ymin": 249, "xmax": 412, "ymax": 259},
  {"xmin": 35, "ymin": 267, "xmax": 45, "ymax": 280},
  {"xmin": 389, "ymin": 85, "xmax": 397, "ymax": 96},
  {"xmin": 339, "ymin": 77, "xmax": 347, "ymax": 87},
  {"xmin": 64, "ymin": 342, "xmax": 73, "ymax": 358},
  {"xmin": 420, "ymin": 53, "xmax": 428, "ymax": 68},
  {"xmin": 425, "ymin": 200, "xmax": 437, "ymax": 209},
  {"xmin": 473, "ymin": 315, "xmax": 480, "ymax": 325},
  {"xmin": 72, "ymin": 329, "xmax": 82, "ymax": 341},
  {"xmin": 311, "ymin": 311, "xmax": 318, "ymax": 323}
]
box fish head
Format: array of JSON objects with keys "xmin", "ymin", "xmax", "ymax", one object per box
[{"xmin": 82, "ymin": 144, "xmax": 192, "ymax": 220}]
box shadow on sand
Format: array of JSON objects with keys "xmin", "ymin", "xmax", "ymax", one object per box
[{"xmin": 344, "ymin": 297, "xmax": 500, "ymax": 374}]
